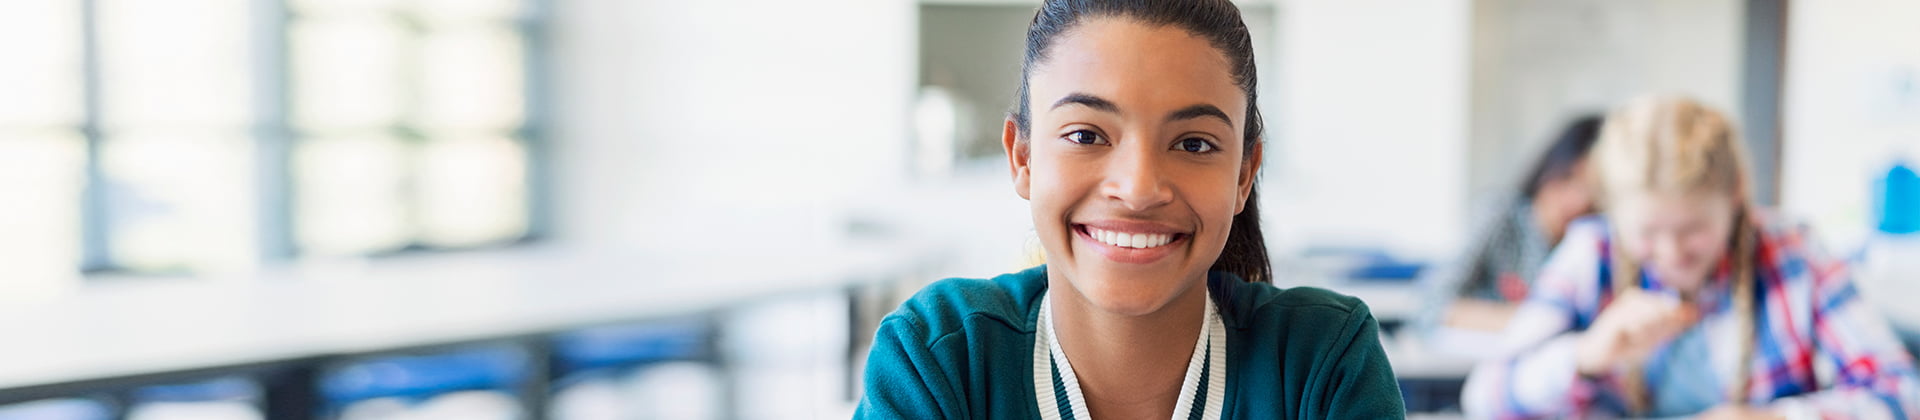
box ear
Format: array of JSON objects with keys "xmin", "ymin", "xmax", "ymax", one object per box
[
  {"xmin": 1004, "ymin": 118, "xmax": 1032, "ymax": 200},
  {"xmin": 1234, "ymin": 142, "xmax": 1263, "ymax": 214}
]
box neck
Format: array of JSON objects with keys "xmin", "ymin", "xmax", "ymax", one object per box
[{"xmin": 1046, "ymin": 272, "xmax": 1208, "ymax": 420}]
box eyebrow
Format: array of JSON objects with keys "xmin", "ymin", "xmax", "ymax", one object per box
[
  {"xmin": 1050, "ymin": 93, "xmax": 1118, "ymax": 113},
  {"xmin": 1049, "ymin": 92, "xmax": 1233, "ymax": 127},
  {"xmin": 1166, "ymin": 104, "xmax": 1233, "ymax": 127}
]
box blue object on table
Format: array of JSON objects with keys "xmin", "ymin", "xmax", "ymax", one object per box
[
  {"xmin": 552, "ymin": 319, "xmax": 709, "ymax": 375},
  {"xmin": 0, "ymin": 399, "xmax": 112, "ymax": 420},
  {"xmin": 320, "ymin": 346, "xmax": 528, "ymax": 406},
  {"xmin": 1300, "ymin": 246, "xmax": 1427, "ymax": 281},
  {"xmin": 1880, "ymin": 163, "xmax": 1920, "ymax": 234},
  {"xmin": 132, "ymin": 377, "xmax": 259, "ymax": 403},
  {"xmin": 1347, "ymin": 251, "xmax": 1427, "ymax": 282},
  {"xmin": 1347, "ymin": 260, "xmax": 1427, "ymax": 281}
]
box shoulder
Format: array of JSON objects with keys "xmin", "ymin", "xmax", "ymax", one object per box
[
  {"xmin": 1562, "ymin": 215, "xmax": 1611, "ymax": 248},
  {"xmin": 1238, "ymin": 283, "xmax": 1370, "ymax": 319},
  {"xmin": 1214, "ymin": 276, "xmax": 1375, "ymax": 341},
  {"xmin": 878, "ymin": 265, "xmax": 1048, "ymax": 347},
  {"xmin": 1748, "ymin": 210, "xmax": 1850, "ymax": 290},
  {"xmin": 1537, "ymin": 215, "xmax": 1611, "ymax": 282},
  {"xmin": 1215, "ymin": 277, "xmax": 1404, "ymax": 414}
]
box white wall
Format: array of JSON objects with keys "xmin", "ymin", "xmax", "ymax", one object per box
[
  {"xmin": 1466, "ymin": 0, "xmax": 1745, "ymax": 213},
  {"xmin": 1262, "ymin": 0, "xmax": 1472, "ymax": 257},
  {"xmin": 548, "ymin": 0, "xmax": 918, "ymax": 253},
  {"xmin": 1782, "ymin": 0, "xmax": 1920, "ymax": 248}
]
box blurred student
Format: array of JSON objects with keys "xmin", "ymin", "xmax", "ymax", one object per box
[
  {"xmin": 1426, "ymin": 115, "xmax": 1604, "ymax": 332},
  {"xmin": 854, "ymin": 0, "xmax": 1403, "ymax": 418},
  {"xmin": 1462, "ymin": 95, "xmax": 1920, "ymax": 419}
]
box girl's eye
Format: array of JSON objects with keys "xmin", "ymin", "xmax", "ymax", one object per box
[
  {"xmin": 1064, "ymin": 130, "xmax": 1106, "ymax": 145},
  {"xmin": 1176, "ymin": 138, "xmax": 1216, "ymax": 153}
]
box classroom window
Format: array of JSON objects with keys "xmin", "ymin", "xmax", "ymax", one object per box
[
  {"xmin": 0, "ymin": 1, "xmax": 87, "ymax": 282},
  {"xmin": 289, "ymin": 0, "xmax": 533, "ymax": 256},
  {"xmin": 0, "ymin": 0, "xmax": 543, "ymax": 279}
]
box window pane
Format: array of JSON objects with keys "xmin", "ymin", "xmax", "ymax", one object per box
[
  {"xmin": 97, "ymin": 0, "xmax": 253, "ymax": 126},
  {"xmin": 0, "ymin": 133, "xmax": 86, "ymax": 291},
  {"xmin": 413, "ymin": 0, "xmax": 523, "ymax": 22},
  {"xmin": 290, "ymin": 0, "xmax": 400, "ymax": 15},
  {"xmin": 0, "ymin": 2, "xmax": 83, "ymax": 127},
  {"xmin": 417, "ymin": 24, "xmax": 525, "ymax": 130},
  {"xmin": 293, "ymin": 136, "xmax": 411, "ymax": 255},
  {"xmin": 416, "ymin": 135, "xmax": 526, "ymax": 247},
  {"xmin": 291, "ymin": 18, "xmax": 407, "ymax": 129},
  {"xmin": 100, "ymin": 131, "xmax": 257, "ymax": 273}
]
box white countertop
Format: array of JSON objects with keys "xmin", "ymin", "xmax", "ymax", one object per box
[{"xmin": 0, "ymin": 242, "xmax": 934, "ymax": 391}]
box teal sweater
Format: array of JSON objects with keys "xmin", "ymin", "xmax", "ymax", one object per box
[{"xmin": 855, "ymin": 265, "xmax": 1405, "ymax": 419}]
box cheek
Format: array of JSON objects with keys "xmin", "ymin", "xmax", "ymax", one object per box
[
  {"xmin": 1023, "ymin": 152, "xmax": 1103, "ymax": 254},
  {"xmin": 1625, "ymin": 236, "xmax": 1656, "ymax": 262},
  {"xmin": 1182, "ymin": 170, "xmax": 1245, "ymax": 239},
  {"xmin": 1026, "ymin": 152, "xmax": 1092, "ymax": 208},
  {"xmin": 1566, "ymin": 189, "xmax": 1596, "ymax": 215},
  {"xmin": 1683, "ymin": 232, "xmax": 1727, "ymax": 264},
  {"xmin": 1555, "ymin": 188, "xmax": 1596, "ymax": 217}
]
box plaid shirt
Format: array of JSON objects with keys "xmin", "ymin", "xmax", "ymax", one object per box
[{"xmin": 1462, "ymin": 215, "xmax": 1920, "ymax": 419}]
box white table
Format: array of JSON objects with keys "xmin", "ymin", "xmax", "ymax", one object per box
[{"xmin": 0, "ymin": 241, "xmax": 935, "ymax": 410}]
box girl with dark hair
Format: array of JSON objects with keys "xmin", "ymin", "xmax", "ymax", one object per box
[
  {"xmin": 855, "ymin": 1, "xmax": 1403, "ymax": 418},
  {"xmin": 1424, "ymin": 115, "xmax": 1605, "ymax": 332}
]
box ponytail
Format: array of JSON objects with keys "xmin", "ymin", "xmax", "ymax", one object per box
[{"xmin": 1212, "ymin": 188, "xmax": 1271, "ymax": 284}]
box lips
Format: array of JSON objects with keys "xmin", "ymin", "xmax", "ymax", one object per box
[{"xmin": 1072, "ymin": 220, "xmax": 1191, "ymax": 264}]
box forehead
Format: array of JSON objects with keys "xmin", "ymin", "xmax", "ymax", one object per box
[
  {"xmin": 1612, "ymin": 191, "xmax": 1735, "ymax": 225},
  {"xmin": 1027, "ymin": 18, "xmax": 1245, "ymax": 117}
]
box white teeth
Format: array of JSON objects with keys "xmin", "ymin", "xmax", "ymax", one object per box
[{"xmin": 1086, "ymin": 227, "xmax": 1176, "ymax": 248}]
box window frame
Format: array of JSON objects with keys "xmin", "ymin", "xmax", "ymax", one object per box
[{"xmin": 55, "ymin": 0, "xmax": 550, "ymax": 276}]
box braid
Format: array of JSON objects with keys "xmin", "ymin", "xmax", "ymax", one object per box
[
  {"xmin": 1610, "ymin": 232, "xmax": 1649, "ymax": 414},
  {"xmin": 1727, "ymin": 209, "xmax": 1758, "ymax": 404}
]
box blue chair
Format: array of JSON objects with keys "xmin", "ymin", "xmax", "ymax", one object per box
[
  {"xmin": 0, "ymin": 399, "xmax": 112, "ymax": 420},
  {"xmin": 132, "ymin": 377, "xmax": 259, "ymax": 404},
  {"xmin": 125, "ymin": 377, "xmax": 264, "ymax": 420},
  {"xmin": 552, "ymin": 319, "xmax": 710, "ymax": 380},
  {"xmin": 320, "ymin": 346, "xmax": 528, "ymax": 417},
  {"xmin": 547, "ymin": 319, "xmax": 717, "ymax": 420}
]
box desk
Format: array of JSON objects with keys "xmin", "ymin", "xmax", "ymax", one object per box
[
  {"xmin": 0, "ymin": 241, "xmax": 935, "ymax": 418},
  {"xmin": 1854, "ymin": 249, "xmax": 1920, "ymax": 356}
]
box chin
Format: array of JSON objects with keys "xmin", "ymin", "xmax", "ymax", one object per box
[
  {"xmin": 1064, "ymin": 262, "xmax": 1203, "ymax": 317},
  {"xmin": 1654, "ymin": 268, "xmax": 1711, "ymax": 291}
]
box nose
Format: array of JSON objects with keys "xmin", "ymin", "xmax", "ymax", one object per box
[
  {"xmin": 1650, "ymin": 233, "xmax": 1685, "ymax": 268},
  {"xmin": 1101, "ymin": 141, "xmax": 1173, "ymax": 212}
]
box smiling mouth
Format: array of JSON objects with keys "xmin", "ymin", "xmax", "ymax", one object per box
[{"xmin": 1074, "ymin": 224, "xmax": 1188, "ymax": 249}]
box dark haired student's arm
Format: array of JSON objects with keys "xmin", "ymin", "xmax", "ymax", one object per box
[{"xmin": 854, "ymin": 315, "xmax": 962, "ymax": 419}]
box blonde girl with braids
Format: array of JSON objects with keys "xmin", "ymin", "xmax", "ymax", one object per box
[{"xmin": 1462, "ymin": 95, "xmax": 1920, "ymax": 419}]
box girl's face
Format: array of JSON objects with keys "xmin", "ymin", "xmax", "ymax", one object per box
[
  {"xmin": 1533, "ymin": 159, "xmax": 1596, "ymax": 241},
  {"xmin": 1609, "ymin": 191, "xmax": 1738, "ymax": 293},
  {"xmin": 1004, "ymin": 18, "xmax": 1259, "ymax": 316}
]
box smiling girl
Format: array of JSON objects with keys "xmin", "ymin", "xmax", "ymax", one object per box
[{"xmin": 855, "ymin": 1, "xmax": 1403, "ymax": 419}]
